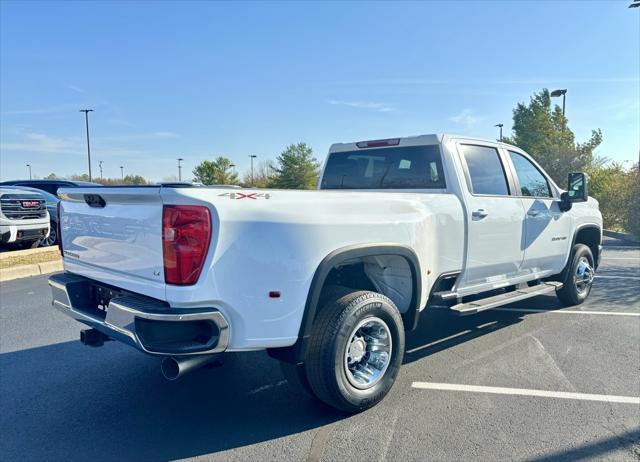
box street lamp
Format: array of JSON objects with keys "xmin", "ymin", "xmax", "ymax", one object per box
[
  {"xmin": 79, "ymin": 109, "xmax": 94, "ymax": 181},
  {"xmin": 249, "ymin": 155, "xmax": 257, "ymax": 186},
  {"xmin": 177, "ymin": 158, "xmax": 184, "ymax": 182},
  {"xmin": 550, "ymin": 89, "xmax": 567, "ymax": 117},
  {"xmin": 26, "ymin": 164, "xmax": 32, "ymax": 180},
  {"xmin": 120, "ymin": 166, "xmax": 124, "ymax": 181},
  {"xmin": 494, "ymin": 123, "xmax": 504, "ymax": 141},
  {"xmin": 98, "ymin": 160, "xmax": 103, "ymax": 180}
]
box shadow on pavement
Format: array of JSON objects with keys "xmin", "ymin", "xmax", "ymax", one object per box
[{"xmin": 527, "ymin": 429, "xmax": 640, "ymax": 461}]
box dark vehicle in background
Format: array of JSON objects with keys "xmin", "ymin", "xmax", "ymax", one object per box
[
  {"xmin": 0, "ymin": 179, "xmax": 100, "ymax": 196},
  {"xmin": 12, "ymin": 186, "xmax": 60, "ymax": 246}
]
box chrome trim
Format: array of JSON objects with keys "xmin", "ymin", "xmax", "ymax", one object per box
[{"xmin": 48, "ymin": 272, "xmax": 229, "ymax": 356}]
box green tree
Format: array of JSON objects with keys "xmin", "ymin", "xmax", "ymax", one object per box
[
  {"xmin": 586, "ymin": 162, "xmax": 633, "ymax": 231},
  {"xmin": 625, "ymin": 164, "xmax": 640, "ymax": 238},
  {"xmin": 192, "ymin": 157, "xmax": 239, "ymax": 185},
  {"xmin": 242, "ymin": 160, "xmax": 276, "ymax": 188},
  {"xmin": 502, "ymin": 89, "xmax": 602, "ymax": 186},
  {"xmin": 122, "ymin": 174, "xmax": 148, "ymax": 185},
  {"xmin": 44, "ymin": 173, "xmax": 58, "ymax": 179},
  {"xmin": 268, "ymin": 143, "xmax": 320, "ymax": 189}
]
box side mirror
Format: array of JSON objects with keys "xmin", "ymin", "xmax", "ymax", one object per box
[
  {"xmin": 559, "ymin": 191, "xmax": 573, "ymax": 212},
  {"xmin": 567, "ymin": 172, "xmax": 588, "ymax": 202}
]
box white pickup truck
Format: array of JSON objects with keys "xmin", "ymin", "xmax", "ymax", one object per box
[{"xmin": 49, "ymin": 134, "xmax": 602, "ymax": 412}]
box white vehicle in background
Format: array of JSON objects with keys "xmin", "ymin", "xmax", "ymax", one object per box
[
  {"xmin": 48, "ymin": 134, "xmax": 602, "ymax": 412},
  {"xmin": 0, "ymin": 187, "xmax": 50, "ymax": 248}
]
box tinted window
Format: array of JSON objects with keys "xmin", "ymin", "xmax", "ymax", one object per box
[
  {"xmin": 509, "ymin": 151, "xmax": 551, "ymax": 197},
  {"xmin": 461, "ymin": 145, "xmax": 509, "ymax": 195},
  {"xmin": 321, "ymin": 145, "xmax": 446, "ymax": 189},
  {"xmin": 34, "ymin": 183, "xmax": 62, "ymax": 195}
]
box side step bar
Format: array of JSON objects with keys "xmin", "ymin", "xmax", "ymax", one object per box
[{"xmin": 450, "ymin": 282, "xmax": 562, "ymax": 315}]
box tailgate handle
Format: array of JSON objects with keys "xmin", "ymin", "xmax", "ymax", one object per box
[{"xmin": 84, "ymin": 194, "xmax": 106, "ymax": 208}]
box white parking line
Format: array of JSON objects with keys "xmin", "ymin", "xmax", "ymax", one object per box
[
  {"xmin": 411, "ymin": 382, "xmax": 640, "ymax": 404},
  {"xmin": 596, "ymin": 275, "xmax": 640, "ymax": 280},
  {"xmin": 431, "ymin": 305, "xmax": 639, "ymax": 316},
  {"xmin": 492, "ymin": 307, "xmax": 640, "ymax": 317}
]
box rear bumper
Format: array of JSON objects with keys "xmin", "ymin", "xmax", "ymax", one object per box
[{"xmin": 48, "ymin": 272, "xmax": 229, "ymax": 356}]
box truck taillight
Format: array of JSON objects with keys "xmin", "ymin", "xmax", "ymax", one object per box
[
  {"xmin": 57, "ymin": 201, "xmax": 63, "ymax": 257},
  {"xmin": 162, "ymin": 205, "xmax": 212, "ymax": 285}
]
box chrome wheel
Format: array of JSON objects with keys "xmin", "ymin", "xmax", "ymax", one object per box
[
  {"xmin": 343, "ymin": 316, "xmax": 392, "ymax": 390},
  {"xmin": 574, "ymin": 256, "xmax": 594, "ymax": 294}
]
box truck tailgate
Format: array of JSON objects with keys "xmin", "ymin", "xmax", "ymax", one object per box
[{"xmin": 58, "ymin": 187, "xmax": 167, "ymax": 300}]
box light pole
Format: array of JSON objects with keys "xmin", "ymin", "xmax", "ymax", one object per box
[
  {"xmin": 98, "ymin": 160, "xmax": 103, "ymax": 180},
  {"xmin": 550, "ymin": 89, "xmax": 567, "ymax": 117},
  {"xmin": 177, "ymin": 158, "xmax": 184, "ymax": 182},
  {"xmin": 494, "ymin": 123, "xmax": 504, "ymax": 141},
  {"xmin": 249, "ymin": 155, "xmax": 257, "ymax": 186},
  {"xmin": 120, "ymin": 166, "xmax": 124, "ymax": 182},
  {"xmin": 79, "ymin": 109, "xmax": 94, "ymax": 181},
  {"xmin": 26, "ymin": 164, "xmax": 32, "ymax": 180}
]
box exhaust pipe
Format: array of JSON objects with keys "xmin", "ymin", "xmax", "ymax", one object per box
[{"xmin": 161, "ymin": 354, "xmax": 221, "ymax": 380}]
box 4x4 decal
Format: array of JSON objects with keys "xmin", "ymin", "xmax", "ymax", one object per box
[{"xmin": 218, "ymin": 192, "xmax": 271, "ymax": 200}]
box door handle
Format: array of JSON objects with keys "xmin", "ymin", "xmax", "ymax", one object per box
[
  {"xmin": 527, "ymin": 210, "xmax": 540, "ymax": 217},
  {"xmin": 472, "ymin": 209, "xmax": 489, "ymax": 219}
]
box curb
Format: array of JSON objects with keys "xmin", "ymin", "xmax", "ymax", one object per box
[
  {"xmin": 0, "ymin": 246, "xmax": 60, "ymax": 260},
  {"xmin": 0, "ymin": 260, "xmax": 63, "ymax": 282},
  {"xmin": 603, "ymin": 229, "xmax": 639, "ymax": 244}
]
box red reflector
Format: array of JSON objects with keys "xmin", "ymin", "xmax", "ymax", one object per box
[
  {"xmin": 269, "ymin": 291, "xmax": 281, "ymax": 298},
  {"xmin": 356, "ymin": 138, "xmax": 400, "ymax": 149},
  {"xmin": 162, "ymin": 205, "xmax": 212, "ymax": 285}
]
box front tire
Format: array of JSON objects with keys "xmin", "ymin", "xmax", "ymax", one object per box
[
  {"xmin": 304, "ymin": 289, "xmax": 404, "ymax": 413},
  {"xmin": 557, "ymin": 244, "xmax": 595, "ymax": 305},
  {"xmin": 39, "ymin": 222, "xmax": 57, "ymax": 247}
]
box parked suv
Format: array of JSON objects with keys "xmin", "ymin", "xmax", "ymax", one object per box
[
  {"xmin": 12, "ymin": 186, "xmax": 60, "ymax": 246},
  {"xmin": 0, "ymin": 187, "xmax": 50, "ymax": 248},
  {"xmin": 0, "ymin": 179, "xmax": 100, "ymax": 196}
]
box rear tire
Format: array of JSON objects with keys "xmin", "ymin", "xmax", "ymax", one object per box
[
  {"xmin": 557, "ymin": 244, "xmax": 595, "ymax": 305},
  {"xmin": 304, "ymin": 289, "xmax": 404, "ymax": 413}
]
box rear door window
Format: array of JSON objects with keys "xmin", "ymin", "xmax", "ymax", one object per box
[{"xmin": 460, "ymin": 144, "xmax": 510, "ymax": 196}]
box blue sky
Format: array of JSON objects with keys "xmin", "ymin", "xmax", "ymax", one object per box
[{"xmin": 1, "ymin": 1, "xmax": 638, "ymax": 182}]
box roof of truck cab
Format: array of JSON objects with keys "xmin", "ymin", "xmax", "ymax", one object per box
[{"xmin": 329, "ymin": 134, "xmax": 520, "ymax": 153}]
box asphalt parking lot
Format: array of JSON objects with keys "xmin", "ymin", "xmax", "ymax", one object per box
[{"xmin": 1, "ymin": 244, "xmax": 638, "ymax": 461}]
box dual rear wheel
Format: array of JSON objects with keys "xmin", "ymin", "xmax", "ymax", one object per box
[{"xmin": 281, "ymin": 288, "xmax": 404, "ymax": 413}]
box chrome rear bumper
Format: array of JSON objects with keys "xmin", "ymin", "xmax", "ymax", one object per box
[{"xmin": 48, "ymin": 272, "xmax": 229, "ymax": 356}]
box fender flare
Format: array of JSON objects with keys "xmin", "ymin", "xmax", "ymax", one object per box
[
  {"xmin": 570, "ymin": 224, "xmax": 602, "ymax": 268},
  {"xmin": 268, "ymin": 243, "xmax": 421, "ymax": 364}
]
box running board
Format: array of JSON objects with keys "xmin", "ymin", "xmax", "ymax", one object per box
[{"xmin": 450, "ymin": 282, "xmax": 562, "ymax": 315}]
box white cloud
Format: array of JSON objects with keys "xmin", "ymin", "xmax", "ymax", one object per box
[
  {"xmin": 152, "ymin": 131, "xmax": 180, "ymax": 138},
  {"xmin": 328, "ymin": 100, "xmax": 394, "ymax": 113},
  {"xmin": 67, "ymin": 84, "xmax": 85, "ymax": 93},
  {"xmin": 0, "ymin": 133, "xmax": 83, "ymax": 154},
  {"xmin": 449, "ymin": 109, "xmax": 478, "ymax": 129}
]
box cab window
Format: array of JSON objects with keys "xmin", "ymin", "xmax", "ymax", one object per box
[
  {"xmin": 508, "ymin": 151, "xmax": 552, "ymax": 198},
  {"xmin": 460, "ymin": 144, "xmax": 509, "ymax": 196}
]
